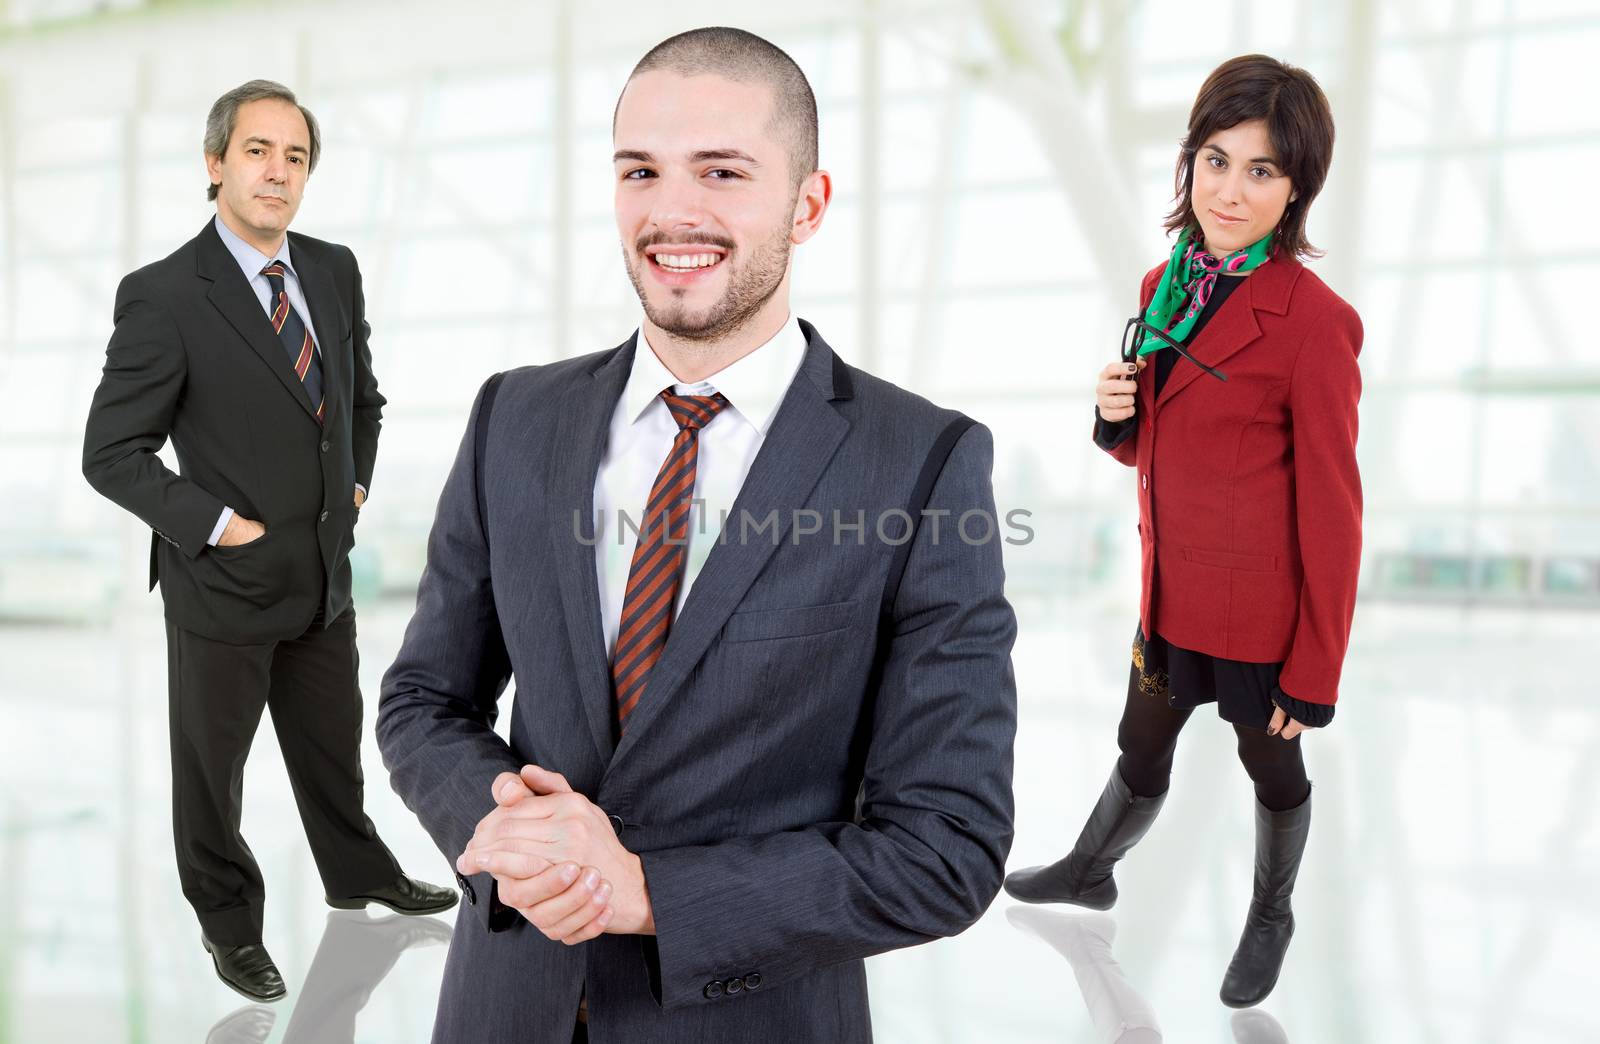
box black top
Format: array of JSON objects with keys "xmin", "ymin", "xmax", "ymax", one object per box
[{"xmin": 1093, "ymin": 273, "xmax": 1334, "ymax": 729}]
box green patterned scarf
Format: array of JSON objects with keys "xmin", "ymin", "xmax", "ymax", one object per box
[{"xmin": 1136, "ymin": 225, "xmax": 1272, "ymax": 355}]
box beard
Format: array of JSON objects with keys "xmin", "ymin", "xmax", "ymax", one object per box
[{"xmin": 624, "ymin": 219, "xmax": 792, "ymax": 343}]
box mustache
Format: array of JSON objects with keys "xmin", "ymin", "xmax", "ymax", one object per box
[{"xmin": 634, "ymin": 231, "xmax": 736, "ymax": 255}]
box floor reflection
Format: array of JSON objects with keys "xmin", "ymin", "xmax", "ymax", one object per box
[
  {"xmin": 1007, "ymin": 905, "xmax": 1292, "ymax": 1044},
  {"xmin": 206, "ymin": 911, "xmax": 451, "ymax": 1044},
  {"xmin": 5, "ymin": 602, "xmax": 1596, "ymax": 1041}
]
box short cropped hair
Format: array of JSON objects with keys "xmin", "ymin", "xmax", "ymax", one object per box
[
  {"xmin": 203, "ymin": 79, "xmax": 321, "ymax": 202},
  {"xmin": 1164, "ymin": 54, "xmax": 1336, "ymax": 261},
  {"xmin": 616, "ymin": 27, "xmax": 819, "ymax": 190}
]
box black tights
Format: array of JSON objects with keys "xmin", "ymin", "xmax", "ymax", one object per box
[{"xmin": 1115, "ymin": 663, "xmax": 1310, "ymax": 811}]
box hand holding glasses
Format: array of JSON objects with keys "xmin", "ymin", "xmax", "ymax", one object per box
[
  {"xmin": 1098, "ymin": 319, "xmax": 1227, "ymax": 424},
  {"xmin": 1121, "ymin": 317, "xmax": 1229, "ymax": 382}
]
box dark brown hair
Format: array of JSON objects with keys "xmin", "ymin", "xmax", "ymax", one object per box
[
  {"xmin": 616, "ymin": 27, "xmax": 818, "ymax": 191},
  {"xmin": 1164, "ymin": 54, "xmax": 1335, "ymax": 261}
]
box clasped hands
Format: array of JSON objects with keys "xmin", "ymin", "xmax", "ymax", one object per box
[{"xmin": 456, "ymin": 765, "xmax": 654, "ymax": 944}]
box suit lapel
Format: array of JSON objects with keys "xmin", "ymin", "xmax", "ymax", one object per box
[
  {"xmin": 291, "ymin": 243, "xmax": 346, "ymax": 429},
  {"xmin": 196, "ymin": 221, "xmax": 321, "ymax": 424},
  {"xmin": 606, "ymin": 321, "xmax": 852, "ymax": 766},
  {"xmin": 1154, "ymin": 258, "xmax": 1302, "ymax": 413},
  {"xmin": 547, "ymin": 337, "xmax": 636, "ymax": 764}
]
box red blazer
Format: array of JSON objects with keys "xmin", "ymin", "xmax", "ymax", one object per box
[{"xmin": 1096, "ymin": 257, "xmax": 1363, "ymax": 708}]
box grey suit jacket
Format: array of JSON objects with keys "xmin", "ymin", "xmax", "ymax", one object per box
[{"xmin": 376, "ymin": 320, "xmax": 1018, "ymax": 1043}]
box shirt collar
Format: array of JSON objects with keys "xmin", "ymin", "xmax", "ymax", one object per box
[
  {"xmin": 213, "ymin": 213, "xmax": 294, "ymax": 282},
  {"xmin": 624, "ymin": 314, "xmax": 808, "ymax": 435}
]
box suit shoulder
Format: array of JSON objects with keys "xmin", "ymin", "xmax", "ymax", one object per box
[
  {"xmin": 287, "ymin": 230, "xmax": 356, "ymax": 270},
  {"xmin": 836, "ymin": 362, "xmax": 987, "ymax": 464},
  {"xmin": 117, "ymin": 239, "xmax": 197, "ymax": 301},
  {"xmin": 1288, "ymin": 266, "xmax": 1364, "ymax": 365},
  {"xmin": 1289, "ymin": 265, "xmax": 1359, "ymax": 324},
  {"xmin": 498, "ymin": 345, "xmax": 622, "ymax": 395},
  {"xmin": 844, "ymin": 364, "xmax": 964, "ymax": 426}
]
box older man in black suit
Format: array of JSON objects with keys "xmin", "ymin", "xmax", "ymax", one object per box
[{"xmin": 83, "ymin": 79, "xmax": 453, "ymax": 1004}]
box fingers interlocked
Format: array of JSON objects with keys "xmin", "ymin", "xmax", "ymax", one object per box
[{"xmin": 458, "ymin": 767, "xmax": 619, "ymax": 944}]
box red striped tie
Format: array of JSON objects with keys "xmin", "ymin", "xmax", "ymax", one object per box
[
  {"xmin": 611, "ymin": 389, "xmax": 730, "ymax": 728},
  {"xmin": 261, "ymin": 262, "xmax": 325, "ymax": 424}
]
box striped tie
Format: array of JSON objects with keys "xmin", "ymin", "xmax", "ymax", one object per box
[
  {"xmin": 611, "ymin": 389, "xmax": 731, "ymax": 728},
  {"xmin": 261, "ymin": 262, "xmax": 325, "ymax": 424}
]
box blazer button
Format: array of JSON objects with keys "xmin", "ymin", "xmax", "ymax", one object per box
[
  {"xmin": 454, "ymin": 871, "xmax": 476, "ymax": 905},
  {"xmin": 608, "ymin": 813, "xmax": 625, "ymax": 832},
  {"xmin": 725, "ymin": 976, "xmax": 744, "ymax": 994},
  {"xmin": 744, "ymin": 972, "xmax": 762, "ymax": 990},
  {"xmin": 320, "ymin": 440, "xmax": 331, "ymax": 453},
  {"xmin": 319, "ymin": 510, "xmax": 330, "ymax": 523},
  {"xmin": 703, "ymin": 980, "xmax": 725, "ymax": 1000}
]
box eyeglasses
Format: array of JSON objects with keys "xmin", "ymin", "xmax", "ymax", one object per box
[{"xmin": 1121, "ymin": 317, "xmax": 1228, "ymax": 383}]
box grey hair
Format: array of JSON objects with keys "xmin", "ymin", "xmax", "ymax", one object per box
[
  {"xmin": 203, "ymin": 79, "xmax": 321, "ymax": 202},
  {"xmin": 616, "ymin": 27, "xmax": 819, "ymax": 190}
]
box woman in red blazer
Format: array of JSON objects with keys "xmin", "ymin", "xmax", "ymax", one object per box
[{"xmin": 1005, "ymin": 55, "xmax": 1362, "ymax": 1008}]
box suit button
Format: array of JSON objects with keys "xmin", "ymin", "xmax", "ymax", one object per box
[
  {"xmin": 703, "ymin": 980, "xmax": 725, "ymax": 1000},
  {"xmin": 608, "ymin": 813, "xmax": 625, "ymax": 832},
  {"xmin": 725, "ymin": 976, "xmax": 744, "ymax": 994},
  {"xmin": 455, "ymin": 871, "xmax": 476, "ymax": 905},
  {"xmin": 319, "ymin": 510, "xmax": 330, "ymax": 523},
  {"xmin": 744, "ymin": 972, "xmax": 762, "ymax": 990},
  {"xmin": 320, "ymin": 440, "xmax": 330, "ymax": 453}
]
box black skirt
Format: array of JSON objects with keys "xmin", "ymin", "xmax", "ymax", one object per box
[{"xmin": 1131, "ymin": 623, "xmax": 1283, "ymax": 731}]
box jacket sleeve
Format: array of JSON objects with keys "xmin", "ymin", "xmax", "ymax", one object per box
[
  {"xmin": 1093, "ymin": 409, "xmax": 1137, "ymax": 461},
  {"xmin": 375, "ymin": 375, "xmax": 521, "ymax": 930},
  {"xmin": 81, "ymin": 273, "xmax": 226, "ymax": 558},
  {"xmin": 347, "ymin": 248, "xmax": 385, "ymax": 493},
  {"xmin": 1092, "ymin": 264, "xmax": 1165, "ymax": 468},
  {"xmin": 636, "ymin": 422, "xmax": 1019, "ymax": 1011},
  {"xmin": 1275, "ymin": 301, "xmax": 1364, "ymax": 707}
]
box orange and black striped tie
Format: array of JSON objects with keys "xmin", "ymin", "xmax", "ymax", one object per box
[
  {"xmin": 611, "ymin": 389, "xmax": 730, "ymax": 728},
  {"xmin": 261, "ymin": 262, "xmax": 325, "ymax": 424}
]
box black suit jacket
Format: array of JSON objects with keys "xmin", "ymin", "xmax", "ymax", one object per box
[{"xmin": 83, "ymin": 219, "xmax": 385, "ymax": 643}]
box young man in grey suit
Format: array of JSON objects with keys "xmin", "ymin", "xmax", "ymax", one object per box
[
  {"xmin": 82, "ymin": 80, "xmax": 455, "ymax": 1004},
  {"xmin": 377, "ymin": 29, "xmax": 1019, "ymax": 1043}
]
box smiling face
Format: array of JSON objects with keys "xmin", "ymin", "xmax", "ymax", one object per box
[
  {"xmin": 1189, "ymin": 119, "xmax": 1297, "ymax": 257},
  {"xmin": 205, "ymin": 98, "xmax": 311, "ymax": 252},
  {"xmin": 613, "ymin": 69, "xmax": 825, "ymax": 344}
]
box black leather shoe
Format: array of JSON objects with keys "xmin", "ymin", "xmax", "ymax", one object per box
[
  {"xmin": 1003, "ymin": 765, "xmax": 1167, "ymax": 909},
  {"xmin": 1220, "ymin": 789, "xmax": 1312, "ymax": 1008},
  {"xmin": 201, "ymin": 935, "xmax": 287, "ymax": 1003},
  {"xmin": 327, "ymin": 875, "xmax": 459, "ymax": 915}
]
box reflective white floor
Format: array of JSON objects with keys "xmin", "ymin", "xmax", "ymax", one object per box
[{"xmin": 2, "ymin": 596, "xmax": 1595, "ymax": 1042}]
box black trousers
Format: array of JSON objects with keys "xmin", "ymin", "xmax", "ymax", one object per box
[
  {"xmin": 1115, "ymin": 660, "xmax": 1311, "ymax": 812},
  {"xmin": 166, "ymin": 603, "xmax": 400, "ymax": 945}
]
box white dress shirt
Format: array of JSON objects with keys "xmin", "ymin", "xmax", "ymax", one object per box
[
  {"xmin": 593, "ymin": 315, "xmax": 809, "ymax": 660},
  {"xmin": 208, "ymin": 215, "xmax": 350, "ymax": 544}
]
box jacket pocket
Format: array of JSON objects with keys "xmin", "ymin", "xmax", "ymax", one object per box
[
  {"xmin": 722, "ymin": 599, "xmax": 858, "ymax": 643},
  {"xmin": 203, "ymin": 529, "xmax": 287, "ymax": 605},
  {"xmin": 1180, "ymin": 545, "xmax": 1278, "ymax": 572}
]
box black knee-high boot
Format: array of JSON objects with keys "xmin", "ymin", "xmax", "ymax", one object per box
[
  {"xmin": 1220, "ymin": 789, "xmax": 1312, "ymax": 1008},
  {"xmin": 1003, "ymin": 765, "xmax": 1166, "ymax": 909}
]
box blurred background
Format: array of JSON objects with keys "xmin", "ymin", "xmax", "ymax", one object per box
[{"xmin": 1, "ymin": 0, "xmax": 1595, "ymax": 1041}]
